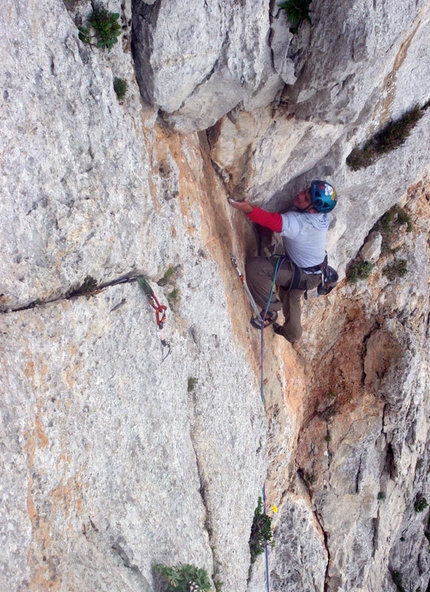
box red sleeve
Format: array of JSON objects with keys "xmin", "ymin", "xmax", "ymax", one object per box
[{"xmin": 246, "ymin": 207, "xmax": 282, "ymax": 233}]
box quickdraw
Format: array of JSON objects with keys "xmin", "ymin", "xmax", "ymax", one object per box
[{"xmin": 137, "ymin": 276, "xmax": 171, "ymax": 360}]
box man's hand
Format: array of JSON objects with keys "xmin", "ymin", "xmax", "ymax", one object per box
[{"xmin": 228, "ymin": 198, "xmax": 254, "ymax": 214}]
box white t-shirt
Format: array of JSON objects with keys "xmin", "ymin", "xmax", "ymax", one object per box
[{"xmin": 280, "ymin": 211, "xmax": 330, "ymax": 268}]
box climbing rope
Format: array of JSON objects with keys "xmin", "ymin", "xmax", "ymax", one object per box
[
  {"xmin": 231, "ymin": 254, "xmax": 285, "ymax": 592},
  {"xmin": 137, "ymin": 276, "xmax": 171, "ymax": 361},
  {"xmin": 259, "ymin": 255, "xmax": 285, "ymax": 592}
]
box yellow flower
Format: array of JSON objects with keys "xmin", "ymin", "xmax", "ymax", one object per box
[{"xmin": 271, "ymin": 505, "xmax": 278, "ymax": 513}]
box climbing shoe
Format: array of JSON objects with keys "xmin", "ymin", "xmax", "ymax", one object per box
[
  {"xmin": 273, "ymin": 322, "xmax": 283, "ymax": 336},
  {"xmin": 250, "ymin": 310, "xmax": 278, "ymax": 330}
]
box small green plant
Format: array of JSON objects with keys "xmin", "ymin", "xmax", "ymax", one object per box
[
  {"xmin": 158, "ymin": 265, "xmax": 179, "ymax": 287},
  {"xmin": 153, "ymin": 563, "xmax": 211, "ymax": 592},
  {"xmin": 249, "ymin": 497, "xmax": 274, "ymax": 564},
  {"xmin": 167, "ymin": 288, "xmax": 180, "ymax": 308},
  {"xmin": 78, "ymin": 6, "xmax": 122, "ymax": 52},
  {"xmin": 377, "ymin": 492, "xmax": 386, "ymax": 501},
  {"xmin": 70, "ymin": 275, "xmax": 98, "ymax": 297},
  {"xmin": 278, "ymin": 0, "xmax": 312, "ymax": 32},
  {"xmin": 347, "ymin": 260, "xmax": 373, "ymax": 284},
  {"xmin": 394, "ymin": 205, "xmax": 413, "ymax": 233},
  {"xmin": 347, "ymin": 101, "xmax": 430, "ymax": 170},
  {"xmin": 372, "ymin": 204, "xmax": 413, "ymax": 255},
  {"xmin": 379, "ymin": 204, "xmax": 413, "ymax": 236},
  {"xmin": 391, "ymin": 570, "xmax": 406, "ymax": 592},
  {"xmin": 414, "ymin": 496, "xmax": 429, "ymax": 513},
  {"xmin": 324, "ymin": 434, "xmax": 332, "ymax": 442},
  {"xmin": 214, "ymin": 580, "xmax": 223, "ymax": 592},
  {"xmin": 113, "ymin": 77, "xmax": 127, "ymax": 101},
  {"xmin": 382, "ymin": 259, "xmax": 408, "ymax": 281},
  {"xmin": 306, "ymin": 472, "xmax": 316, "ymax": 484},
  {"xmin": 187, "ymin": 377, "xmax": 198, "ymax": 393}
]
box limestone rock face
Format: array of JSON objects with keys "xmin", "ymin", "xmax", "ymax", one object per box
[
  {"xmin": 131, "ymin": 0, "xmax": 283, "ymax": 132},
  {"xmin": 2, "ymin": 0, "xmax": 430, "ymax": 591}
]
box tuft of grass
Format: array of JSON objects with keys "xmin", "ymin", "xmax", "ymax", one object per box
[
  {"xmin": 347, "ymin": 260, "xmax": 373, "ymax": 284},
  {"xmin": 187, "ymin": 377, "xmax": 198, "ymax": 393},
  {"xmin": 249, "ymin": 497, "xmax": 274, "ymax": 564},
  {"xmin": 278, "ymin": 0, "xmax": 312, "ymax": 32},
  {"xmin": 79, "ymin": 5, "xmax": 122, "ymax": 52},
  {"xmin": 305, "ymin": 472, "xmax": 316, "ymax": 484},
  {"xmin": 414, "ymin": 496, "xmax": 428, "ymax": 513},
  {"xmin": 81, "ymin": 276, "xmax": 98, "ymax": 293},
  {"xmin": 377, "ymin": 492, "xmax": 386, "ymax": 501},
  {"xmin": 113, "ymin": 77, "xmax": 127, "ymax": 101},
  {"xmin": 372, "ymin": 204, "xmax": 413, "ymax": 256},
  {"xmin": 158, "ymin": 265, "xmax": 179, "ymax": 287},
  {"xmin": 347, "ymin": 102, "xmax": 428, "ymax": 170},
  {"xmin": 391, "ymin": 570, "xmax": 406, "ymax": 592},
  {"xmin": 167, "ymin": 288, "xmax": 179, "ymax": 308},
  {"xmin": 382, "ymin": 259, "xmax": 408, "ymax": 281},
  {"xmin": 153, "ymin": 563, "xmax": 211, "ymax": 592}
]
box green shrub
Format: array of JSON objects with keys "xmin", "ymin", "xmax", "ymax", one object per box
[
  {"xmin": 249, "ymin": 497, "xmax": 274, "ymax": 563},
  {"xmin": 113, "ymin": 77, "xmax": 127, "ymax": 101},
  {"xmin": 391, "ymin": 570, "xmax": 406, "ymax": 592},
  {"xmin": 377, "ymin": 492, "xmax": 386, "ymax": 501},
  {"xmin": 347, "ymin": 261, "xmax": 373, "ymax": 284},
  {"xmin": 158, "ymin": 265, "xmax": 179, "ymax": 287},
  {"xmin": 305, "ymin": 472, "xmax": 316, "ymax": 484},
  {"xmin": 187, "ymin": 377, "xmax": 198, "ymax": 393},
  {"xmin": 167, "ymin": 288, "xmax": 180, "ymax": 308},
  {"xmin": 153, "ymin": 563, "xmax": 211, "ymax": 592},
  {"xmin": 278, "ymin": 0, "xmax": 312, "ymax": 31},
  {"xmin": 372, "ymin": 204, "xmax": 413, "ymax": 255},
  {"xmin": 379, "ymin": 205, "xmax": 413, "ymax": 235},
  {"xmin": 382, "ymin": 259, "xmax": 408, "ymax": 281},
  {"xmin": 414, "ymin": 496, "xmax": 428, "ymax": 513},
  {"xmin": 79, "ymin": 6, "xmax": 122, "ymax": 52},
  {"xmin": 347, "ymin": 102, "xmax": 429, "ymax": 170}
]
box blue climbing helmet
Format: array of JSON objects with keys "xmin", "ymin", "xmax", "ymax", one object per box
[{"xmin": 310, "ymin": 180, "xmax": 337, "ymax": 213}]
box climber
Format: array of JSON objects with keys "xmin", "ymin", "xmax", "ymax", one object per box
[{"xmin": 228, "ymin": 180, "xmax": 337, "ymax": 343}]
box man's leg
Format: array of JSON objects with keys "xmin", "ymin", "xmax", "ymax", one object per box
[
  {"xmin": 276, "ymin": 272, "xmax": 322, "ymax": 342},
  {"xmin": 245, "ymin": 256, "xmax": 294, "ymax": 312},
  {"xmin": 278, "ymin": 288, "xmax": 304, "ymax": 342}
]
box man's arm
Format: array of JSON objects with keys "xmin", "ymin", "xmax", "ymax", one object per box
[{"xmin": 228, "ymin": 199, "xmax": 282, "ymax": 232}]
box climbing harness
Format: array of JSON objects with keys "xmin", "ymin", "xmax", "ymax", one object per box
[{"xmin": 137, "ymin": 276, "xmax": 171, "ymax": 361}]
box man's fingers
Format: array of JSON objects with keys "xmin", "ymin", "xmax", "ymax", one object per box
[{"xmin": 228, "ymin": 198, "xmax": 253, "ymax": 213}]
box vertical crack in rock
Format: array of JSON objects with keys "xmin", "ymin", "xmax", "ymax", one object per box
[
  {"xmin": 371, "ymin": 516, "xmax": 379, "ymax": 559},
  {"xmin": 355, "ymin": 455, "xmax": 362, "ymax": 494},
  {"xmin": 314, "ymin": 509, "xmax": 331, "ymax": 592},
  {"xmin": 297, "ymin": 469, "xmax": 332, "ymax": 591},
  {"xmin": 188, "ymin": 427, "xmax": 219, "ymax": 586}
]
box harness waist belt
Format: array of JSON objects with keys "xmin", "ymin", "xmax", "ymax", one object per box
[{"xmin": 302, "ymin": 263, "xmax": 322, "ymax": 272}]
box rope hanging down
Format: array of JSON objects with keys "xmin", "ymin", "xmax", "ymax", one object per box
[
  {"xmin": 231, "ymin": 254, "xmax": 285, "ymax": 592},
  {"xmin": 137, "ymin": 276, "xmax": 171, "ymax": 361},
  {"xmin": 259, "ymin": 255, "xmax": 285, "ymax": 592}
]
